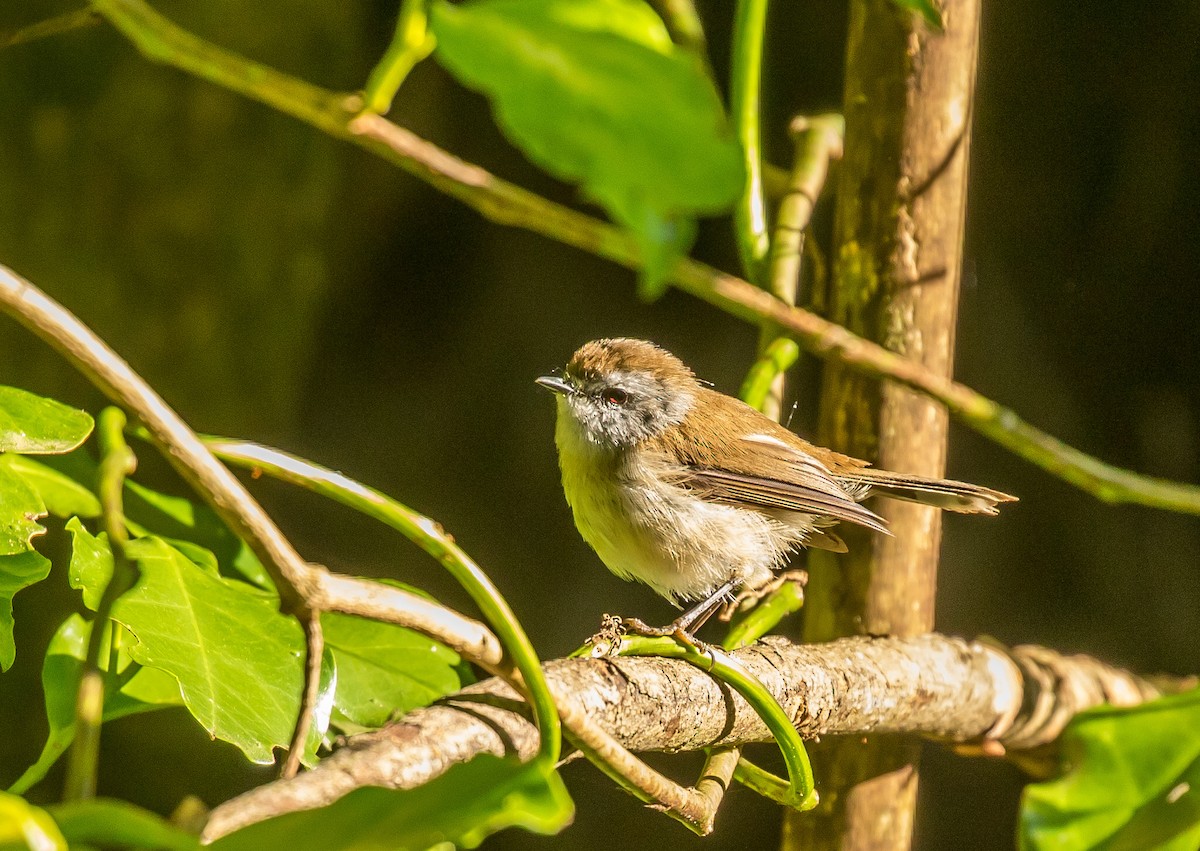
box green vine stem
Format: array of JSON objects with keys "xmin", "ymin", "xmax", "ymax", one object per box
[
  {"xmin": 64, "ymin": 407, "xmax": 137, "ymax": 801},
  {"xmin": 362, "ymin": 0, "xmax": 435, "ymax": 114},
  {"xmin": 741, "ymin": 337, "xmax": 801, "ymax": 413},
  {"xmin": 754, "ymin": 114, "xmax": 844, "ymax": 419},
  {"xmin": 204, "ymin": 438, "xmax": 561, "ymax": 768},
  {"xmin": 730, "ymin": 0, "xmax": 770, "ymax": 282},
  {"xmin": 650, "ymin": 0, "xmax": 708, "ymax": 53},
  {"xmin": 0, "ymin": 8, "xmax": 99, "ymax": 49},
  {"xmin": 619, "ymin": 634, "xmax": 817, "ymax": 811},
  {"xmin": 722, "ymin": 579, "xmax": 806, "ymax": 649},
  {"xmin": 76, "ymin": 0, "xmax": 1200, "ymax": 518}
]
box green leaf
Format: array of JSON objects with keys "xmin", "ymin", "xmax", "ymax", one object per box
[
  {"xmin": 323, "ymin": 587, "xmax": 467, "ymax": 730},
  {"xmin": 890, "ymin": 0, "xmax": 944, "ymax": 29},
  {"xmin": 1020, "ymin": 688, "xmax": 1200, "ymax": 851},
  {"xmin": 0, "ymin": 455, "xmax": 101, "ymax": 519},
  {"xmin": 47, "ymin": 798, "xmax": 201, "ymax": 851},
  {"xmin": 111, "ymin": 537, "xmax": 332, "ymax": 764},
  {"xmin": 0, "ymin": 387, "xmax": 93, "ymax": 455},
  {"xmin": 66, "ymin": 517, "xmax": 113, "ymax": 611},
  {"xmin": 124, "ymin": 480, "xmax": 271, "ymax": 589},
  {"xmin": 7, "ymin": 613, "xmax": 182, "ymax": 795},
  {"xmin": 0, "ymin": 551, "xmax": 51, "ymax": 672},
  {"xmin": 0, "ymin": 791, "xmax": 67, "ymax": 851},
  {"xmin": 211, "ymin": 755, "xmax": 573, "ymax": 850},
  {"xmin": 430, "ymin": 0, "xmax": 743, "ymax": 297},
  {"xmin": 0, "ymin": 461, "xmax": 46, "ymax": 556}
]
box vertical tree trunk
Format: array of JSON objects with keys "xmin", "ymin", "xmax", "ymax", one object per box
[{"xmin": 786, "ymin": 0, "xmax": 980, "ymax": 848}]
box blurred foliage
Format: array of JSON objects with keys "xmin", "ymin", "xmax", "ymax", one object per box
[{"xmin": 1020, "ymin": 689, "xmax": 1200, "ymax": 850}]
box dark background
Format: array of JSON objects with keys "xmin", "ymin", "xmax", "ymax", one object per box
[{"xmin": 1, "ymin": 1, "xmax": 1197, "ymax": 848}]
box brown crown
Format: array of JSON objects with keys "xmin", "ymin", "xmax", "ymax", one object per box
[{"xmin": 567, "ymin": 338, "xmax": 697, "ymax": 384}]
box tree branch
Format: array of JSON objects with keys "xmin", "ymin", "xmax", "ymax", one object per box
[
  {"xmin": 83, "ymin": 0, "xmax": 1200, "ymax": 516},
  {"xmin": 0, "ymin": 264, "xmax": 508, "ymax": 765},
  {"xmin": 202, "ymin": 633, "xmax": 1180, "ymax": 840}
]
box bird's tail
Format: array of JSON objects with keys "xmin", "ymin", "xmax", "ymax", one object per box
[{"xmin": 838, "ymin": 468, "xmax": 1017, "ymax": 515}]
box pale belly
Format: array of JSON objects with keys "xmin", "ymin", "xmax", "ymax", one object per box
[{"xmin": 561, "ymin": 454, "xmax": 796, "ymax": 605}]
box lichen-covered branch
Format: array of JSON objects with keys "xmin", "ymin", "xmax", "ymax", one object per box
[{"xmin": 202, "ymin": 633, "xmax": 1178, "ymax": 840}]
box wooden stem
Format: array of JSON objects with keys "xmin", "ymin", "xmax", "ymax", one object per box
[{"xmin": 794, "ymin": 1, "xmax": 982, "ymax": 848}]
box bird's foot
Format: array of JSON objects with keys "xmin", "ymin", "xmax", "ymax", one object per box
[{"xmin": 621, "ymin": 616, "xmax": 710, "ymax": 654}]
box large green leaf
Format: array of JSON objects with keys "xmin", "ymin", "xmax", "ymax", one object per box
[
  {"xmin": 430, "ymin": 0, "xmax": 743, "ymax": 296},
  {"xmin": 7, "ymin": 614, "xmax": 182, "ymax": 795},
  {"xmin": 0, "ymin": 791, "xmax": 66, "ymax": 851},
  {"xmin": 46, "ymin": 798, "xmax": 201, "ymax": 851},
  {"xmin": 0, "ymin": 387, "xmax": 93, "ymax": 455},
  {"xmin": 0, "ymin": 461, "xmax": 46, "ymax": 556},
  {"xmin": 111, "ymin": 537, "xmax": 332, "ymax": 765},
  {"xmin": 212, "ymin": 755, "xmax": 573, "ymax": 850},
  {"xmin": 1020, "ymin": 688, "xmax": 1200, "ymax": 850},
  {"xmin": 323, "ymin": 593, "xmax": 467, "ymax": 730},
  {"xmin": 0, "ymin": 454, "xmax": 101, "ymax": 519},
  {"xmin": 0, "ymin": 551, "xmax": 51, "ymax": 672}
]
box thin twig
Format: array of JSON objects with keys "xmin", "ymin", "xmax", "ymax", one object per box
[
  {"xmin": 65, "ymin": 408, "xmax": 137, "ymax": 800},
  {"xmin": 310, "ymin": 570, "xmax": 504, "ymax": 669},
  {"xmin": 757, "ymin": 113, "xmax": 845, "ymax": 420},
  {"xmin": 86, "ymin": 0, "xmax": 1200, "ymax": 515},
  {"xmin": 282, "ymin": 612, "xmax": 324, "ymax": 780}
]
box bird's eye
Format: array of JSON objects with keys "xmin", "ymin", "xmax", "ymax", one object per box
[{"xmin": 601, "ymin": 387, "xmax": 628, "ymax": 405}]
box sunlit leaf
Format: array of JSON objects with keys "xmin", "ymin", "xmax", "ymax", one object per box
[
  {"xmin": 46, "ymin": 798, "xmax": 201, "ymax": 851},
  {"xmin": 323, "ymin": 586, "xmax": 467, "ymax": 730},
  {"xmin": 212, "ymin": 755, "xmax": 573, "ymax": 850},
  {"xmin": 0, "ymin": 551, "xmax": 51, "ymax": 672},
  {"xmin": 0, "ymin": 386, "xmax": 93, "ymax": 455},
  {"xmin": 430, "ymin": 0, "xmax": 743, "ymax": 297},
  {"xmin": 65, "ymin": 517, "xmax": 112, "ymax": 612},
  {"xmin": 111, "ymin": 537, "xmax": 332, "ymax": 765},
  {"xmin": 0, "ymin": 454, "xmax": 101, "ymax": 519},
  {"xmin": 1020, "ymin": 688, "xmax": 1200, "ymax": 850},
  {"xmin": 0, "ymin": 461, "xmax": 46, "ymax": 556},
  {"xmin": 124, "ymin": 480, "xmax": 271, "ymax": 589},
  {"xmin": 0, "ymin": 791, "xmax": 66, "ymax": 851},
  {"xmin": 7, "ymin": 614, "xmax": 182, "ymax": 795}
]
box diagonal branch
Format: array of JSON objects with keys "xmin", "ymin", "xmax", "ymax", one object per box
[
  {"xmin": 202, "ymin": 633, "xmax": 1182, "ymax": 840},
  {"xmin": 85, "ymin": 0, "xmax": 1200, "ymax": 516},
  {"xmin": 0, "ymin": 263, "xmax": 506, "ymax": 769}
]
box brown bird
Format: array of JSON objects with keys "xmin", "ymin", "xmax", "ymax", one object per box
[{"xmin": 538, "ymin": 338, "xmax": 1016, "ymax": 636}]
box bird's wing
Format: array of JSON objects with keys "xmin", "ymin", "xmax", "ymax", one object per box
[
  {"xmin": 676, "ymin": 455, "xmax": 890, "ymax": 535},
  {"xmin": 649, "ymin": 392, "xmax": 889, "ymax": 534}
]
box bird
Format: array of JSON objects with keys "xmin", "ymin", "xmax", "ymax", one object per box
[{"xmin": 536, "ymin": 338, "xmax": 1016, "ymax": 638}]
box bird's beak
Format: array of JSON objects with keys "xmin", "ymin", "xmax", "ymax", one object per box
[{"xmin": 535, "ymin": 375, "xmax": 575, "ymax": 396}]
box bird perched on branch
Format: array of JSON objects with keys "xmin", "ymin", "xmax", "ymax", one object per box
[{"xmin": 537, "ymin": 338, "xmax": 1015, "ymax": 639}]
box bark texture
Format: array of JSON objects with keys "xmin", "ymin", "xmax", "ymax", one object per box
[
  {"xmin": 201, "ymin": 635, "xmax": 1171, "ymax": 841},
  {"xmin": 796, "ymin": 0, "xmax": 982, "ymax": 848}
]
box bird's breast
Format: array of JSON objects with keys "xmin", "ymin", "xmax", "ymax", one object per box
[{"xmin": 554, "ymin": 431, "xmax": 788, "ymax": 603}]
